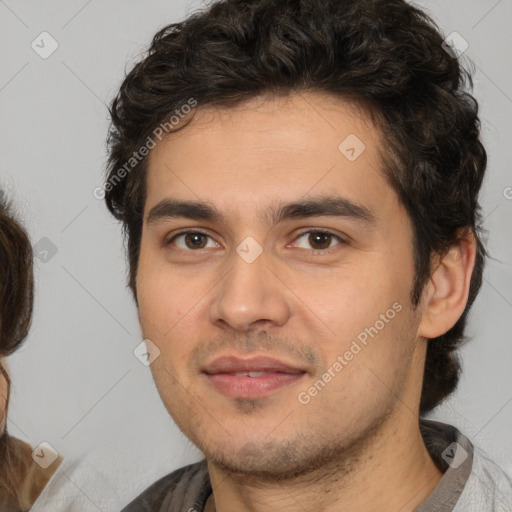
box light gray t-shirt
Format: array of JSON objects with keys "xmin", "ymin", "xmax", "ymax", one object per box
[{"xmin": 120, "ymin": 419, "xmax": 512, "ymax": 511}]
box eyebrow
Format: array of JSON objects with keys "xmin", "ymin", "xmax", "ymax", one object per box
[{"xmin": 146, "ymin": 196, "xmax": 376, "ymax": 227}]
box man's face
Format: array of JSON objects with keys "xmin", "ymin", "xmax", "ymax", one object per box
[{"xmin": 137, "ymin": 93, "xmax": 427, "ymax": 478}]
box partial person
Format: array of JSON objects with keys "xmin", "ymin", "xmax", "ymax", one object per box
[
  {"xmin": 103, "ymin": 0, "xmax": 512, "ymax": 510},
  {"xmin": 0, "ymin": 191, "xmax": 62, "ymax": 511}
]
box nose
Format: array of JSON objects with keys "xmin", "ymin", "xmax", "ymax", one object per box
[{"xmin": 208, "ymin": 245, "xmax": 291, "ymax": 332}]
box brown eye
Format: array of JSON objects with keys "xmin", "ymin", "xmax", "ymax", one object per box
[
  {"xmin": 186, "ymin": 233, "xmax": 207, "ymax": 248},
  {"xmin": 308, "ymin": 232, "xmax": 332, "ymax": 250},
  {"xmin": 294, "ymin": 230, "xmax": 343, "ymax": 251},
  {"xmin": 168, "ymin": 232, "xmax": 217, "ymax": 250}
]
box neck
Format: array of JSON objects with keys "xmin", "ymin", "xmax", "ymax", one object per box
[{"xmin": 205, "ymin": 414, "xmax": 443, "ymax": 512}]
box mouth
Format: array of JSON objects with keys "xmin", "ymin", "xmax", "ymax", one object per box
[{"xmin": 201, "ymin": 355, "xmax": 308, "ymax": 399}]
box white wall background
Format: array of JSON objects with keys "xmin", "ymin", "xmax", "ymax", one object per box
[{"xmin": 0, "ymin": 0, "xmax": 511, "ymax": 508}]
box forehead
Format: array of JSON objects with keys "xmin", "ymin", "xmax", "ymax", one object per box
[{"xmin": 144, "ymin": 92, "xmax": 396, "ymax": 222}]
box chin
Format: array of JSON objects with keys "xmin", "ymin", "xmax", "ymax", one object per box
[{"xmin": 199, "ymin": 434, "xmax": 354, "ymax": 483}]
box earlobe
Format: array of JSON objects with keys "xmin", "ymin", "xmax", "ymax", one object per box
[{"xmin": 417, "ymin": 230, "xmax": 477, "ymax": 339}]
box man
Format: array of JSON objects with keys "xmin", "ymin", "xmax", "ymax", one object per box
[{"xmin": 104, "ymin": 0, "xmax": 512, "ymax": 510}]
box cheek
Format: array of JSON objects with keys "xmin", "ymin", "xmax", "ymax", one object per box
[
  {"xmin": 136, "ymin": 265, "xmax": 200, "ymax": 374},
  {"xmin": 137, "ymin": 243, "xmax": 208, "ymax": 319},
  {"xmin": 137, "ymin": 249, "xmax": 183, "ymax": 333},
  {"xmin": 297, "ymin": 260, "xmax": 415, "ymax": 378},
  {"xmin": 291, "ymin": 262, "xmax": 397, "ymax": 336}
]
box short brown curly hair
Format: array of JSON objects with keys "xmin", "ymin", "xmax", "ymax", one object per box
[{"xmin": 104, "ymin": 0, "xmax": 487, "ymax": 415}]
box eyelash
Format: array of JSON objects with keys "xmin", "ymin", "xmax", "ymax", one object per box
[{"xmin": 165, "ymin": 229, "xmax": 346, "ymax": 252}]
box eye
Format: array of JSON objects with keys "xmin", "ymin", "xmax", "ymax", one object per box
[
  {"xmin": 165, "ymin": 229, "xmax": 344, "ymax": 252},
  {"xmin": 167, "ymin": 231, "xmax": 219, "ymax": 250},
  {"xmin": 292, "ymin": 230, "xmax": 345, "ymax": 251}
]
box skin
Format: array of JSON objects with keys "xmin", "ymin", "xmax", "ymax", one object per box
[
  {"xmin": 136, "ymin": 92, "xmax": 476, "ymax": 512},
  {"xmin": 0, "ymin": 358, "xmax": 7, "ymax": 434}
]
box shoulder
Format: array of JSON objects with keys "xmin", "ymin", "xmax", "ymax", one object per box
[
  {"xmin": 454, "ymin": 445, "xmax": 512, "ymax": 512},
  {"xmin": 418, "ymin": 419, "xmax": 512, "ymax": 511},
  {"xmin": 0, "ymin": 436, "xmax": 62, "ymax": 511},
  {"xmin": 121, "ymin": 459, "xmax": 210, "ymax": 512},
  {"xmin": 30, "ymin": 455, "xmax": 125, "ymax": 511}
]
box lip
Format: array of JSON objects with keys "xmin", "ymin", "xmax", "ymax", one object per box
[
  {"xmin": 201, "ymin": 355, "xmax": 307, "ymax": 374},
  {"xmin": 201, "ymin": 354, "xmax": 308, "ymax": 399}
]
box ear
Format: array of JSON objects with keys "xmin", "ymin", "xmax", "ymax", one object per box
[{"xmin": 417, "ymin": 230, "xmax": 477, "ymax": 339}]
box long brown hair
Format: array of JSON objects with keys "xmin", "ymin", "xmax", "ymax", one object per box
[{"xmin": 0, "ymin": 190, "xmax": 35, "ymax": 506}]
